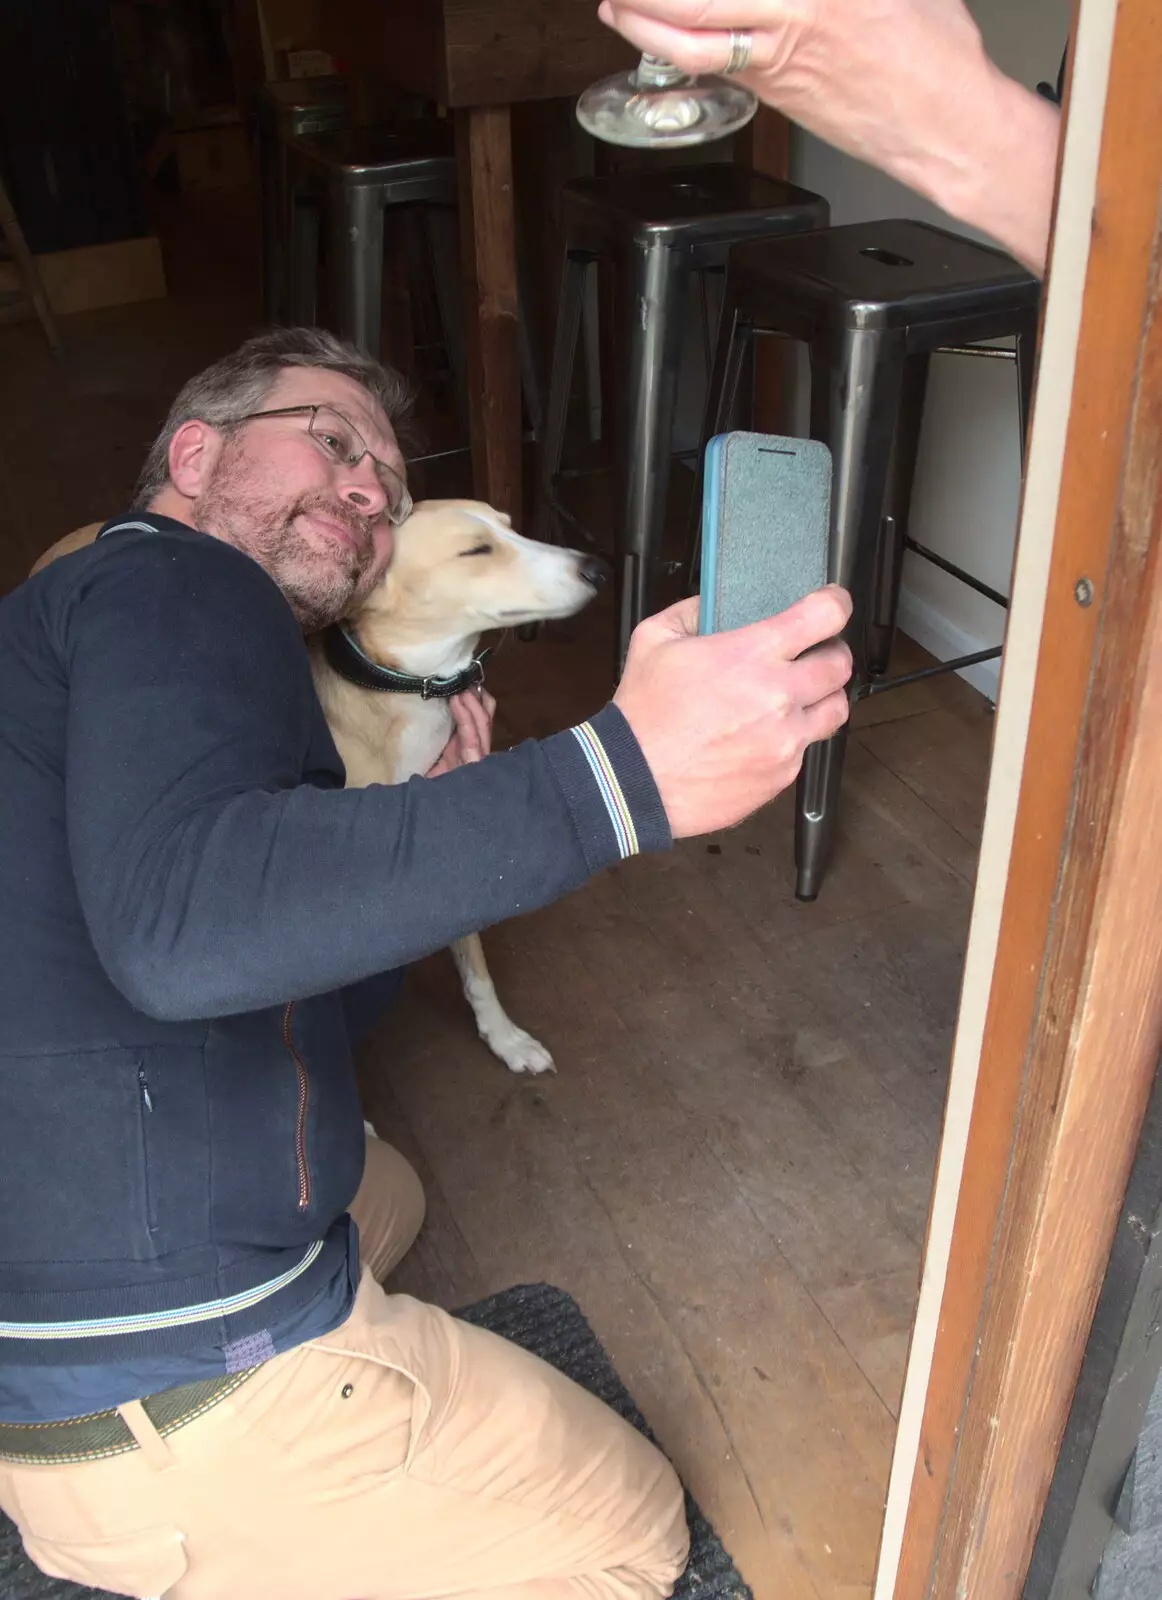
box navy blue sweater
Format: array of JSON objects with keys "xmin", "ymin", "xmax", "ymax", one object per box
[{"xmin": 0, "ymin": 516, "xmax": 669, "ymax": 1368}]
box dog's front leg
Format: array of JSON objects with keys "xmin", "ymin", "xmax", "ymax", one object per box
[{"xmin": 450, "ymin": 933, "xmax": 555, "ymax": 1075}]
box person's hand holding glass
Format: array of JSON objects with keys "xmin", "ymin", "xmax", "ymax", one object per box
[{"xmin": 584, "ymin": 0, "xmax": 1060, "ymax": 276}]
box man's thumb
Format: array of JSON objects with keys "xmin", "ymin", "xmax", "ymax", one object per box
[{"xmin": 644, "ymin": 594, "xmax": 701, "ymax": 640}]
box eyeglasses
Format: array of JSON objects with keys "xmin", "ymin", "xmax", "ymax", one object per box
[{"xmin": 233, "ymin": 404, "xmax": 413, "ymax": 526}]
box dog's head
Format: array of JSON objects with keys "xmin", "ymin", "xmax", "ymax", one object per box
[{"xmin": 351, "ymin": 499, "xmax": 608, "ymax": 634}]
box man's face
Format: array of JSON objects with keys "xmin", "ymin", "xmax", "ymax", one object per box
[{"xmin": 190, "ymin": 367, "xmax": 406, "ymax": 632}]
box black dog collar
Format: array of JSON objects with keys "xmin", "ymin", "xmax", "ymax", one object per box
[{"xmin": 322, "ymin": 623, "xmax": 491, "ymax": 700}]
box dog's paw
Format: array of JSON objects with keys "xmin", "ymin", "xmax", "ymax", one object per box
[{"xmin": 486, "ymin": 1024, "xmax": 556, "ymax": 1076}]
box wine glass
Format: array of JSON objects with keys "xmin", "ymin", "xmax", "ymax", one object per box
[{"xmin": 576, "ymin": 52, "xmax": 757, "ymax": 149}]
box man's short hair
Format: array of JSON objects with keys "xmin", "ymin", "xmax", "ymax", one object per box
[{"xmin": 133, "ymin": 327, "xmax": 414, "ymax": 506}]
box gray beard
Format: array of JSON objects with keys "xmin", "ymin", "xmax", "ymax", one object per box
[{"xmin": 193, "ymin": 454, "xmax": 377, "ymax": 632}]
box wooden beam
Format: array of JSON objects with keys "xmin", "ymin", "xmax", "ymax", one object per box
[
  {"xmin": 885, "ymin": 0, "xmax": 1162, "ymax": 1593},
  {"xmin": 455, "ymin": 105, "xmax": 523, "ymax": 522}
]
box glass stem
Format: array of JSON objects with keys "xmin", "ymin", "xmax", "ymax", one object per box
[{"xmin": 632, "ymin": 54, "xmax": 690, "ymax": 90}]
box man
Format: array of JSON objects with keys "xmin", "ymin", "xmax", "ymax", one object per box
[
  {"xmin": 0, "ymin": 326, "xmax": 851, "ymax": 1599},
  {"xmin": 600, "ymin": 0, "xmax": 1061, "ymax": 279}
]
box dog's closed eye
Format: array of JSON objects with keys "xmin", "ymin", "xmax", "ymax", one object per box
[{"xmin": 460, "ymin": 543, "xmax": 493, "ymax": 558}]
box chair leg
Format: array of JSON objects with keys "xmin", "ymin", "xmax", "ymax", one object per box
[
  {"xmin": 535, "ymin": 250, "xmax": 590, "ymax": 545},
  {"xmin": 0, "ymin": 174, "xmax": 60, "ymax": 354},
  {"xmin": 867, "ymin": 351, "xmax": 930, "ymax": 677},
  {"xmin": 329, "ymin": 179, "xmax": 385, "ymax": 356},
  {"xmin": 615, "ymin": 239, "xmax": 689, "ymax": 671},
  {"xmin": 795, "ymin": 325, "xmax": 905, "ymax": 901}
]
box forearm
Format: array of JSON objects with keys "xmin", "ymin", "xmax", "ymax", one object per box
[
  {"xmin": 74, "ymin": 708, "xmax": 667, "ymax": 1021},
  {"xmin": 599, "ymin": 1, "xmax": 1062, "ymax": 278},
  {"xmin": 899, "ymin": 56, "xmax": 1061, "ymax": 277}
]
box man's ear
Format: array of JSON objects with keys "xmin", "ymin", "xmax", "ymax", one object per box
[{"xmin": 167, "ymin": 420, "xmax": 226, "ymax": 499}]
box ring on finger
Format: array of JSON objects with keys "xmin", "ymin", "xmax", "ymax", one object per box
[{"xmin": 722, "ymin": 28, "xmax": 753, "ymax": 75}]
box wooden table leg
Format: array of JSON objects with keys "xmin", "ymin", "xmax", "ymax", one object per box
[
  {"xmin": 737, "ymin": 107, "xmax": 792, "ymax": 432},
  {"xmin": 455, "ymin": 105, "xmax": 522, "ymax": 523}
]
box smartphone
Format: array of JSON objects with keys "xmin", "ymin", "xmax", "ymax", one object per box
[{"xmin": 698, "ymin": 431, "xmax": 831, "ymax": 635}]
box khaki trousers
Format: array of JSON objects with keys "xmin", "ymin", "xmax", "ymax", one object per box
[{"xmin": 0, "ymin": 1135, "xmax": 689, "ymax": 1599}]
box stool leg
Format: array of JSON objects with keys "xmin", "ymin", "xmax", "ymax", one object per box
[
  {"xmin": 329, "ymin": 179, "xmax": 385, "ymax": 356},
  {"xmin": 536, "ymin": 250, "xmax": 590, "ymax": 545},
  {"xmin": 616, "ymin": 240, "xmax": 689, "ymax": 669},
  {"xmin": 287, "ymin": 188, "xmax": 319, "ymax": 326},
  {"xmin": 796, "ymin": 727, "xmax": 851, "ymax": 899},
  {"xmin": 685, "ymin": 293, "xmax": 751, "ymax": 593},
  {"xmin": 795, "ymin": 326, "xmax": 905, "ymax": 901},
  {"xmin": 258, "ymin": 131, "xmax": 282, "ymax": 322},
  {"xmin": 867, "ymin": 352, "xmax": 930, "ymax": 677},
  {"xmin": 582, "ymin": 271, "xmax": 602, "ymax": 443},
  {"xmin": 516, "ymin": 247, "xmax": 544, "ymax": 443}
]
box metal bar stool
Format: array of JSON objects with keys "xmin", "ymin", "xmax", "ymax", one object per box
[
  {"xmin": 536, "ymin": 165, "xmax": 829, "ymax": 667},
  {"xmin": 695, "ymin": 217, "xmax": 1041, "ymax": 901},
  {"xmin": 253, "ymin": 77, "xmax": 351, "ymax": 326},
  {"xmin": 286, "ymin": 124, "xmax": 549, "ymax": 486},
  {"xmin": 285, "ymin": 124, "xmax": 459, "ymax": 363}
]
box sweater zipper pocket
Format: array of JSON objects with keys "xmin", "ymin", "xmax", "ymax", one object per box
[
  {"xmin": 137, "ymin": 1064, "xmax": 158, "ymax": 1235},
  {"xmin": 282, "ymin": 1003, "xmax": 311, "ymax": 1209}
]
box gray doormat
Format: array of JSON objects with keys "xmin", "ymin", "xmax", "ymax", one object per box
[{"xmin": 1, "ymin": 1282, "xmax": 752, "ymax": 1600}]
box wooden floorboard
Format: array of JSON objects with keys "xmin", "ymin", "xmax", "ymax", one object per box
[{"xmin": 1, "ymin": 186, "xmax": 997, "ymax": 1600}]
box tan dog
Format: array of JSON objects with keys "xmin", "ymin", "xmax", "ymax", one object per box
[
  {"xmin": 310, "ymin": 500, "xmax": 605, "ymax": 1073},
  {"xmin": 32, "ymin": 501, "xmax": 605, "ymax": 1074}
]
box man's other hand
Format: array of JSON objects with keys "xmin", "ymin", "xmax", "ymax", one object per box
[{"xmin": 425, "ymin": 688, "xmax": 497, "ymax": 777}]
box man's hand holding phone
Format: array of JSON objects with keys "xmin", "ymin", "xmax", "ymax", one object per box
[{"xmin": 614, "ymin": 588, "xmax": 853, "ymax": 838}]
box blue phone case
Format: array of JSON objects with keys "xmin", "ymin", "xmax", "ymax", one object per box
[{"xmin": 699, "ymin": 431, "xmax": 832, "ymax": 636}]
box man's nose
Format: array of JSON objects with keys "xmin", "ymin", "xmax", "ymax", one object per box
[{"xmin": 336, "ymin": 457, "xmax": 389, "ymax": 518}]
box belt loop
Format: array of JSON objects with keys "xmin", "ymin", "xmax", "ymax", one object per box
[{"xmin": 117, "ymin": 1400, "xmax": 176, "ymax": 1471}]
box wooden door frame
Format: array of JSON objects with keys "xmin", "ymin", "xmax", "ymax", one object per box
[{"xmin": 875, "ymin": 0, "xmax": 1162, "ymax": 1594}]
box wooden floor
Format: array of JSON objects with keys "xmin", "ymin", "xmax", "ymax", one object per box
[{"xmin": 0, "ymin": 187, "xmax": 996, "ymax": 1600}]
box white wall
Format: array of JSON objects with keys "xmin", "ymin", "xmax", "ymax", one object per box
[{"xmin": 790, "ymin": 0, "xmax": 1071, "ymax": 698}]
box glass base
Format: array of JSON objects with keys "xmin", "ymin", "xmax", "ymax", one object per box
[{"xmin": 576, "ymin": 67, "xmax": 758, "ymax": 149}]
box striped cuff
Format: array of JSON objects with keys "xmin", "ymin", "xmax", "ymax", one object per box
[
  {"xmin": 570, "ymin": 720, "xmax": 639, "ymax": 858},
  {"xmin": 542, "ymin": 703, "xmax": 670, "ymax": 873}
]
